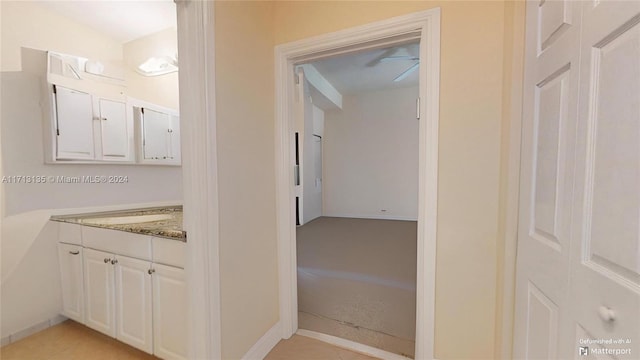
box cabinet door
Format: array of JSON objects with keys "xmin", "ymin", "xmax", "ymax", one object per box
[
  {"xmin": 142, "ymin": 108, "xmax": 171, "ymax": 160},
  {"xmin": 115, "ymin": 255, "xmax": 153, "ymax": 354},
  {"xmin": 57, "ymin": 243, "xmax": 84, "ymax": 323},
  {"xmin": 54, "ymin": 86, "xmax": 94, "ymax": 160},
  {"xmin": 99, "ymin": 98, "xmax": 129, "ymax": 159},
  {"xmin": 153, "ymin": 263, "xmax": 187, "ymax": 360},
  {"xmin": 168, "ymin": 115, "xmax": 181, "ymax": 162},
  {"xmin": 83, "ymin": 248, "xmax": 116, "ymax": 337}
]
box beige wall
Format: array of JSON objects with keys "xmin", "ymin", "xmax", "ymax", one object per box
[
  {"xmin": 273, "ymin": 2, "xmax": 507, "ymax": 359},
  {"xmin": 214, "ymin": 2, "xmax": 279, "ymax": 359},
  {"xmin": 123, "ymin": 27, "xmax": 179, "ymax": 110}
]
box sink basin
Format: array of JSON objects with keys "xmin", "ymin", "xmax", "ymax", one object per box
[{"xmin": 80, "ymin": 214, "xmax": 174, "ymax": 225}]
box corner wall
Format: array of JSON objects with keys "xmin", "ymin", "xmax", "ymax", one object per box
[{"xmin": 214, "ymin": 2, "xmax": 279, "ymax": 359}]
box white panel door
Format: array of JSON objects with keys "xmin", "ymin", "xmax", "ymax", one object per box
[
  {"xmin": 142, "ymin": 108, "xmax": 171, "ymax": 160},
  {"xmin": 516, "ymin": 1, "xmax": 640, "ymax": 359},
  {"xmin": 514, "ymin": 0, "xmax": 582, "ymax": 358},
  {"xmin": 54, "ymin": 86, "xmax": 94, "ymax": 160},
  {"xmin": 99, "ymin": 98, "xmax": 129, "ymax": 159},
  {"xmin": 152, "ymin": 263, "xmax": 187, "ymax": 360},
  {"xmin": 83, "ymin": 248, "xmax": 116, "ymax": 337},
  {"xmin": 114, "ymin": 255, "xmax": 153, "ymax": 354},
  {"xmin": 569, "ymin": 1, "xmax": 640, "ymax": 358},
  {"xmin": 57, "ymin": 243, "xmax": 84, "ymax": 324}
]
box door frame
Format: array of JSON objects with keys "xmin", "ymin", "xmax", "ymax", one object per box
[
  {"xmin": 274, "ymin": 8, "xmax": 441, "ymax": 359},
  {"xmin": 176, "ymin": 1, "xmax": 222, "ymax": 359}
]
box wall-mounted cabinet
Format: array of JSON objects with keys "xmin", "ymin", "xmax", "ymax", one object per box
[
  {"xmin": 130, "ymin": 98, "xmax": 181, "ymax": 166},
  {"xmin": 39, "ymin": 50, "xmax": 179, "ymax": 166},
  {"xmin": 52, "ymin": 85, "xmax": 132, "ymax": 162}
]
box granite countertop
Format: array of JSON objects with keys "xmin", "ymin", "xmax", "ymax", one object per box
[{"xmin": 51, "ymin": 206, "xmax": 185, "ymax": 241}]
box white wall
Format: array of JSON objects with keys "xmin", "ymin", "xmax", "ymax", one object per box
[
  {"xmin": 301, "ymin": 82, "xmax": 324, "ymax": 224},
  {"xmin": 123, "ymin": 28, "xmax": 179, "ymax": 110},
  {"xmin": 323, "ymin": 86, "xmax": 419, "ymax": 220},
  {"xmin": 1, "ymin": 221, "xmax": 62, "ymax": 339}
]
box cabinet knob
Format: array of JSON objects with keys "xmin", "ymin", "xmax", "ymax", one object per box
[
  {"xmin": 69, "ymin": 250, "xmax": 80, "ymax": 255},
  {"xmin": 111, "ymin": 259, "xmax": 118, "ymax": 265},
  {"xmin": 148, "ymin": 269, "xmax": 155, "ymax": 275},
  {"xmin": 598, "ymin": 306, "xmax": 616, "ymax": 322},
  {"xmin": 104, "ymin": 258, "xmax": 110, "ymax": 263}
]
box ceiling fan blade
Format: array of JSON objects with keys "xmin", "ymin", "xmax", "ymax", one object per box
[
  {"xmin": 366, "ymin": 48, "xmax": 399, "ymax": 67},
  {"xmin": 393, "ymin": 62, "xmax": 420, "ymax": 82},
  {"xmin": 379, "ymin": 56, "xmax": 420, "ymax": 62}
]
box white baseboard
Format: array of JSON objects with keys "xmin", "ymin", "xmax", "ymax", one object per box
[
  {"xmin": 297, "ymin": 329, "xmax": 414, "ymax": 360},
  {"xmin": 242, "ymin": 321, "xmax": 282, "ymax": 360},
  {"xmin": 1, "ymin": 314, "xmax": 68, "ymax": 347}
]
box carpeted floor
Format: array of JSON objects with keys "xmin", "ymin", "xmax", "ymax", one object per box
[{"xmin": 297, "ymin": 216, "xmax": 417, "ymax": 358}]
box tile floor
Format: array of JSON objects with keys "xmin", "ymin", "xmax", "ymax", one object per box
[
  {"xmin": 265, "ymin": 335, "xmax": 379, "ymax": 360},
  {"xmin": 0, "ymin": 320, "xmax": 158, "ymax": 360},
  {"xmin": 1, "ymin": 320, "xmax": 379, "ymax": 360}
]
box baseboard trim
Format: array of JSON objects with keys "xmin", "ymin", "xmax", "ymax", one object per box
[
  {"xmin": 1, "ymin": 314, "xmax": 68, "ymax": 347},
  {"xmin": 242, "ymin": 321, "xmax": 282, "ymax": 360},
  {"xmin": 296, "ymin": 329, "xmax": 413, "ymax": 360}
]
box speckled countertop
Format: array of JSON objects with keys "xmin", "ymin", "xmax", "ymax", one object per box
[{"xmin": 50, "ymin": 206, "xmax": 185, "ymax": 241}]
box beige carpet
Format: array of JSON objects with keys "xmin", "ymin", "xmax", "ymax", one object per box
[{"xmin": 297, "ymin": 216, "xmax": 417, "ymax": 358}]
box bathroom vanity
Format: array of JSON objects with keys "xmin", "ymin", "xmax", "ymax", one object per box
[{"xmin": 51, "ymin": 207, "xmax": 186, "ymax": 360}]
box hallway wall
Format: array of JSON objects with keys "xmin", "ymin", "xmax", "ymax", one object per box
[{"xmin": 274, "ymin": 2, "xmax": 507, "ymax": 358}]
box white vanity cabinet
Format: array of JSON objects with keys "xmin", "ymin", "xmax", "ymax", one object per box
[
  {"xmin": 57, "ymin": 243, "xmax": 85, "ymax": 324},
  {"xmin": 115, "ymin": 255, "xmax": 153, "ymax": 354},
  {"xmin": 83, "ymin": 248, "xmax": 153, "ymax": 353},
  {"xmin": 83, "ymin": 248, "xmax": 117, "ymax": 337},
  {"xmin": 57, "ymin": 224, "xmax": 187, "ymax": 359},
  {"xmin": 152, "ymin": 263, "xmax": 187, "ymax": 360}
]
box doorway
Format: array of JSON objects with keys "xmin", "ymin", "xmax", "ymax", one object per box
[
  {"xmin": 295, "ymin": 43, "xmax": 420, "ymax": 357},
  {"xmin": 274, "ymin": 9, "xmax": 441, "ymax": 359}
]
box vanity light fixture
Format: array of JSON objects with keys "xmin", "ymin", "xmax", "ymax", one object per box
[{"xmin": 136, "ymin": 55, "xmax": 178, "ymax": 76}]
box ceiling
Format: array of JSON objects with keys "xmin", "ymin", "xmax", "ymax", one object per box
[
  {"xmin": 309, "ymin": 42, "xmax": 420, "ymax": 95},
  {"xmin": 38, "ymin": 1, "xmax": 177, "ymax": 44}
]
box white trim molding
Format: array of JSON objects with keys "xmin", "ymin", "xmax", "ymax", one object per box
[
  {"xmin": 176, "ymin": 1, "xmax": 222, "ymax": 359},
  {"xmin": 241, "ymin": 322, "xmax": 282, "ymax": 360},
  {"xmin": 274, "ymin": 8, "xmax": 440, "ymax": 359}
]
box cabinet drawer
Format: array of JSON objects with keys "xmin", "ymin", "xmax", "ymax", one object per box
[
  {"xmin": 152, "ymin": 237, "xmax": 185, "ymax": 268},
  {"xmin": 58, "ymin": 222, "xmax": 82, "ymax": 245},
  {"xmin": 82, "ymin": 226, "xmax": 152, "ymax": 260}
]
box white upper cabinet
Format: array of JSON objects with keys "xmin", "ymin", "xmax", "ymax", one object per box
[
  {"xmin": 41, "ymin": 51, "xmax": 178, "ymax": 165},
  {"xmin": 54, "ymin": 86, "xmax": 95, "ymax": 160},
  {"xmin": 142, "ymin": 108, "xmax": 171, "ymax": 160},
  {"xmin": 50, "ymin": 84, "xmax": 133, "ymax": 163},
  {"xmin": 132, "ymin": 99, "xmax": 181, "ymax": 165},
  {"xmin": 99, "ymin": 98, "xmax": 129, "ymax": 160}
]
